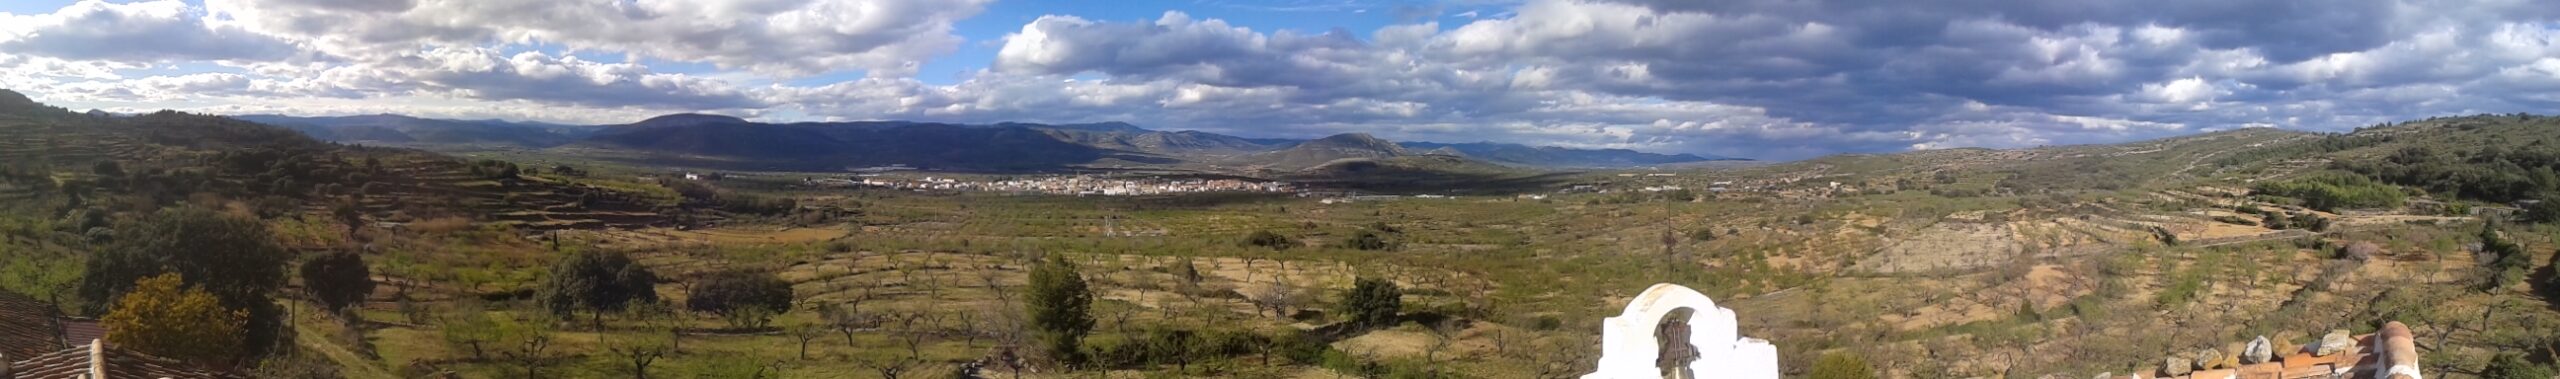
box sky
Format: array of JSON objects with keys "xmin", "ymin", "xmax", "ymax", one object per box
[{"xmin": 3, "ymin": 0, "xmax": 2558, "ymax": 160}]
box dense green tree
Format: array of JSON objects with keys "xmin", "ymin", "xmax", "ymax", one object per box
[
  {"xmin": 1808, "ymin": 352, "xmax": 1876, "ymax": 379},
  {"xmin": 1025, "ymin": 256, "xmax": 1094, "ymax": 365},
  {"xmin": 1336, "ymin": 277, "xmax": 1402, "ymax": 328},
  {"xmin": 79, "ymin": 207, "xmax": 288, "ymax": 356},
  {"xmin": 298, "ymin": 250, "xmax": 373, "ymax": 315},
  {"xmin": 538, "ymin": 250, "xmax": 660, "ymax": 328},
  {"xmin": 686, "ymin": 268, "xmax": 795, "ymax": 329}
]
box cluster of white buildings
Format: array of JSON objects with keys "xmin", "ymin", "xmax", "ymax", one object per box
[{"xmin": 815, "ymin": 175, "xmax": 1292, "ymax": 196}]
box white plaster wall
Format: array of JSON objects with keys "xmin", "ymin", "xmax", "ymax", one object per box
[{"xmin": 1583, "ymin": 283, "xmax": 1779, "ymax": 379}]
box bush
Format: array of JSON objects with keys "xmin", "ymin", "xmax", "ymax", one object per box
[
  {"xmin": 1336, "ymin": 277, "xmax": 1402, "ymax": 328},
  {"xmin": 103, "ymin": 273, "xmax": 247, "ymax": 366},
  {"xmin": 686, "ymin": 268, "xmax": 795, "ymax": 329},
  {"xmin": 1244, "ymin": 230, "xmax": 1295, "ymax": 250},
  {"xmin": 2292, "ymin": 212, "xmax": 2332, "ymax": 232},
  {"xmin": 1341, "ymin": 230, "xmax": 1395, "ymax": 251},
  {"xmin": 1532, "ymin": 315, "xmax": 1563, "ymax": 331},
  {"xmin": 1808, "ymin": 352, "xmax": 1876, "ymax": 379}
]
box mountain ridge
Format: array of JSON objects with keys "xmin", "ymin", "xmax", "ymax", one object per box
[{"xmin": 231, "ymin": 113, "xmax": 1744, "ymax": 169}]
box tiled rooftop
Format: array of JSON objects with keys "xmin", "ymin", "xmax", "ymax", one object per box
[
  {"xmin": 3, "ymin": 340, "xmax": 241, "ymax": 379},
  {"xmin": 0, "ymin": 291, "xmax": 64, "ymax": 359}
]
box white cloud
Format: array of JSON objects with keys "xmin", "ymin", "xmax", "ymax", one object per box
[
  {"xmin": 0, "ymin": 0, "xmax": 299, "ymax": 62},
  {"xmin": 202, "ymin": 0, "xmax": 987, "ymax": 77},
  {"xmin": 10, "ymin": 0, "xmax": 2560, "ymax": 161}
]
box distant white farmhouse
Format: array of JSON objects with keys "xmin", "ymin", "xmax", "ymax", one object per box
[{"xmin": 1584, "ymin": 283, "xmax": 1779, "ymax": 379}]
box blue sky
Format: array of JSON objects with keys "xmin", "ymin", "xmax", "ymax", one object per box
[{"xmin": 4, "ymin": 0, "xmax": 2559, "ymax": 160}]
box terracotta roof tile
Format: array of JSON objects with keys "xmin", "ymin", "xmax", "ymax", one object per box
[
  {"xmin": 56, "ymin": 319, "xmax": 103, "ymax": 347},
  {"xmin": 2234, "ymin": 362, "xmax": 2281, "ymax": 379},
  {"xmin": 0, "ymin": 290, "xmax": 66, "ymax": 358},
  {"xmin": 2188, "ymin": 368, "xmax": 2237, "ymax": 379},
  {"xmin": 5, "ymin": 341, "xmax": 243, "ymax": 379}
]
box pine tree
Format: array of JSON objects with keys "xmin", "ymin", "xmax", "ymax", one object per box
[{"xmin": 1024, "ymin": 256, "xmax": 1093, "ymax": 365}]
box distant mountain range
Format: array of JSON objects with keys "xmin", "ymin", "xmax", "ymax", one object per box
[
  {"xmin": 233, "ymin": 114, "xmax": 601, "ymax": 147},
  {"xmin": 232, "ymin": 113, "xmax": 1746, "ymax": 172}
]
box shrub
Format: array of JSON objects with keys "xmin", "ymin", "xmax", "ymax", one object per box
[
  {"xmin": 1341, "ymin": 230, "xmax": 1395, "ymax": 251},
  {"xmin": 1808, "ymin": 352, "xmax": 1876, "ymax": 379},
  {"xmin": 1244, "ymin": 230, "xmax": 1295, "ymax": 250},
  {"xmin": 1336, "ymin": 277, "xmax": 1402, "ymax": 328},
  {"xmin": 103, "ymin": 273, "xmax": 247, "ymax": 366}
]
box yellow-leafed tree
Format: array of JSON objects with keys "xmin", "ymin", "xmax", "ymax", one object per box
[{"xmin": 102, "ymin": 273, "xmax": 247, "ymax": 365}]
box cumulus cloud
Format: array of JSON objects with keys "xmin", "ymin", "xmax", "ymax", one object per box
[
  {"xmin": 0, "ymin": 0, "xmax": 300, "ymax": 62},
  {"xmin": 392, "ymin": 48, "xmax": 764, "ymax": 109},
  {"xmin": 203, "ymin": 0, "xmax": 988, "ymax": 76},
  {"xmin": 10, "ymin": 0, "xmax": 2560, "ymax": 160}
]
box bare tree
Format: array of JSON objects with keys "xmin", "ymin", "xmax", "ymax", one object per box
[
  {"xmin": 887, "ymin": 310, "xmax": 938, "ymax": 359},
  {"xmin": 603, "ymin": 322, "xmax": 674, "ymax": 379},
  {"xmin": 950, "ymin": 310, "xmax": 982, "ymax": 347},
  {"xmin": 859, "ymin": 356, "xmax": 925, "ymax": 379},
  {"xmin": 822, "ymin": 286, "xmax": 879, "ymax": 345},
  {"xmin": 790, "ymin": 320, "xmax": 828, "ymax": 360},
  {"xmin": 1247, "ymin": 280, "xmax": 1302, "ymax": 321},
  {"xmin": 1110, "ymin": 306, "xmax": 1138, "ymax": 334},
  {"xmin": 1424, "ymin": 318, "xmax": 1465, "ymax": 377},
  {"xmin": 977, "ymin": 268, "xmax": 1011, "ymax": 301},
  {"xmin": 502, "ymin": 319, "xmax": 557, "ymax": 379}
]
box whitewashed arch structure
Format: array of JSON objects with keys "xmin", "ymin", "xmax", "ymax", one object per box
[{"xmin": 1583, "ymin": 283, "xmax": 1779, "ymax": 379}]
